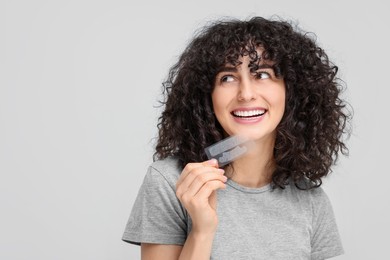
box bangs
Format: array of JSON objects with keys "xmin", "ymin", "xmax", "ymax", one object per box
[{"xmin": 216, "ymin": 41, "xmax": 280, "ymax": 77}]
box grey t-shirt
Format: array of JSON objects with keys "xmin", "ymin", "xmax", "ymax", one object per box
[{"xmin": 122, "ymin": 157, "xmax": 344, "ymax": 260}]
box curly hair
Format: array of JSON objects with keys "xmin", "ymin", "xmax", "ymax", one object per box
[{"xmin": 154, "ymin": 16, "xmax": 351, "ymax": 189}]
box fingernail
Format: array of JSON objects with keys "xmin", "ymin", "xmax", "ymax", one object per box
[
  {"xmin": 218, "ymin": 169, "xmax": 225, "ymax": 174},
  {"xmin": 207, "ymin": 159, "xmax": 218, "ymax": 165}
]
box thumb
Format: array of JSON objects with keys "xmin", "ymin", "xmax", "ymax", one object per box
[{"xmin": 203, "ymin": 158, "xmax": 219, "ymax": 168}]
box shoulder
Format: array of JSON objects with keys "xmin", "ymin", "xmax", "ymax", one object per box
[
  {"xmin": 305, "ymin": 187, "xmax": 332, "ymax": 209},
  {"xmin": 282, "ymin": 185, "xmax": 332, "ymax": 214},
  {"xmin": 286, "ymin": 184, "xmax": 329, "ymax": 201},
  {"xmin": 146, "ymin": 157, "xmax": 183, "ymax": 190},
  {"xmin": 282, "ymin": 186, "xmax": 339, "ymax": 235},
  {"xmin": 150, "ymin": 156, "xmax": 182, "ymax": 175}
]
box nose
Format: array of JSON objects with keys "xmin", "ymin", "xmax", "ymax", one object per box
[{"xmin": 237, "ymin": 78, "xmax": 256, "ymax": 101}]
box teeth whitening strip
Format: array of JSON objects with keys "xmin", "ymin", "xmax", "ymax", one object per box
[{"xmin": 204, "ymin": 135, "xmax": 254, "ymax": 167}]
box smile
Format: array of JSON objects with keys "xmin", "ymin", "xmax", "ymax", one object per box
[{"xmin": 231, "ymin": 109, "xmax": 266, "ymax": 118}]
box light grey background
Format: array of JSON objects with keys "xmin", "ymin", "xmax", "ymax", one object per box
[{"xmin": 1, "ymin": 0, "xmax": 389, "ymax": 259}]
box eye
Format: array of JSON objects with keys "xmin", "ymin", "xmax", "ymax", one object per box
[
  {"xmin": 256, "ymin": 71, "xmax": 271, "ymax": 79},
  {"xmin": 220, "ymin": 75, "xmax": 235, "ymax": 83}
]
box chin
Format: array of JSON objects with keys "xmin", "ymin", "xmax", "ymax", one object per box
[{"xmin": 233, "ymin": 129, "xmax": 276, "ymax": 143}]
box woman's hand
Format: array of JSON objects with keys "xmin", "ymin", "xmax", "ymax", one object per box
[{"xmin": 175, "ymin": 159, "xmax": 227, "ymax": 235}]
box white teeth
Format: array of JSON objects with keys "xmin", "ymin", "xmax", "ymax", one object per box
[{"xmin": 233, "ymin": 109, "xmax": 265, "ymax": 117}]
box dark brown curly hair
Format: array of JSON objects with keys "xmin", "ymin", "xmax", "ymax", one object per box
[{"xmin": 154, "ymin": 16, "xmax": 351, "ymax": 189}]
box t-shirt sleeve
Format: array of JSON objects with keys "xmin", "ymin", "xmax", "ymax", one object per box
[
  {"xmin": 310, "ymin": 188, "xmax": 344, "ymax": 260},
  {"xmin": 122, "ymin": 165, "xmax": 188, "ymax": 246}
]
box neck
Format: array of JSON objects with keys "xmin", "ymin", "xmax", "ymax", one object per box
[{"xmin": 226, "ymin": 136, "xmax": 275, "ymax": 188}]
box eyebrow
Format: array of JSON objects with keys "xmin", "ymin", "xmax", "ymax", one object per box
[{"xmin": 216, "ymin": 66, "xmax": 237, "ymax": 74}]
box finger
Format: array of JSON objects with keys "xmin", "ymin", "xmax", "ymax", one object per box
[
  {"xmin": 194, "ymin": 180, "xmax": 226, "ymax": 201},
  {"xmin": 177, "ymin": 159, "xmax": 218, "ymax": 187},
  {"xmin": 180, "ymin": 170, "xmax": 227, "ymax": 199},
  {"xmin": 176, "ymin": 163, "xmax": 202, "ymax": 189},
  {"xmin": 201, "ymin": 158, "xmax": 219, "ymax": 168},
  {"xmin": 176, "ymin": 166, "xmax": 224, "ymax": 199}
]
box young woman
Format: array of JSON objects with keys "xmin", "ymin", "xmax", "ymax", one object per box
[{"xmin": 122, "ymin": 16, "xmax": 350, "ymax": 260}]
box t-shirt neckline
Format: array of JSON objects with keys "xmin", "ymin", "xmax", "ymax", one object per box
[{"xmin": 226, "ymin": 178, "xmax": 271, "ymax": 193}]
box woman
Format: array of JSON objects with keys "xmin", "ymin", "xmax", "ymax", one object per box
[{"xmin": 122, "ymin": 16, "xmax": 350, "ymax": 259}]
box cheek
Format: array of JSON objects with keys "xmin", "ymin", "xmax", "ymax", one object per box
[
  {"xmin": 211, "ymin": 88, "xmax": 229, "ymax": 113},
  {"xmin": 211, "ymin": 92, "xmax": 218, "ymax": 112},
  {"xmin": 271, "ymin": 85, "xmax": 286, "ymax": 110},
  {"xmin": 278, "ymin": 90, "xmax": 286, "ymax": 110}
]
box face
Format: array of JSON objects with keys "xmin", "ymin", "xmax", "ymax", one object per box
[{"xmin": 211, "ymin": 53, "xmax": 286, "ymax": 143}]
